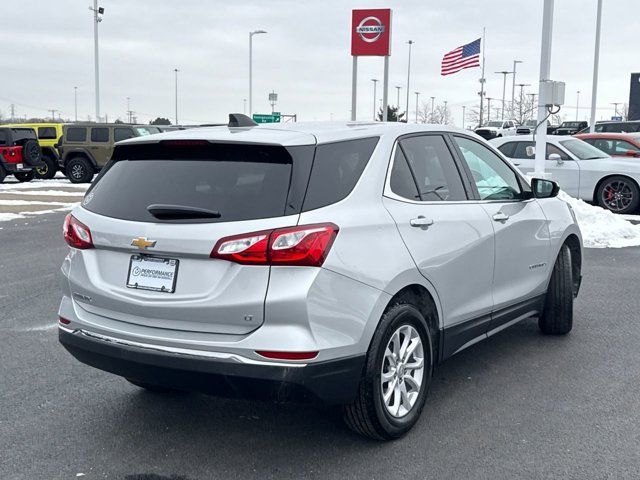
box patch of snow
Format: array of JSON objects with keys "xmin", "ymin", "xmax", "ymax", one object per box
[
  {"xmin": 0, "ymin": 189, "xmax": 85, "ymax": 196},
  {"xmin": 558, "ymin": 191, "xmax": 640, "ymax": 248},
  {"xmin": 0, "ymin": 180, "xmax": 89, "ymax": 191},
  {"xmin": 0, "ymin": 212, "xmax": 24, "ymax": 222}
]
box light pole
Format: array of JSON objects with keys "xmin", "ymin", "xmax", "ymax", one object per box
[
  {"xmin": 405, "ymin": 40, "xmax": 414, "ymax": 123},
  {"xmin": 414, "ymin": 91, "xmax": 420, "ymax": 123},
  {"xmin": 89, "ymin": 1, "xmax": 104, "ymax": 122},
  {"xmin": 527, "ymin": 93, "xmax": 537, "ymax": 117},
  {"xmin": 430, "ymin": 96, "xmax": 435, "ymax": 123},
  {"xmin": 589, "ymin": 0, "xmax": 603, "ymax": 132},
  {"xmin": 74, "ymin": 86, "xmax": 78, "ymax": 122},
  {"xmin": 511, "ymin": 60, "xmax": 523, "ymax": 117},
  {"xmin": 395, "ymin": 86, "xmax": 402, "ymax": 109},
  {"xmin": 462, "ymin": 105, "xmax": 466, "ymax": 129},
  {"xmin": 173, "ymin": 68, "xmax": 179, "ymax": 125},
  {"xmin": 126, "ymin": 96, "xmax": 131, "ymax": 123},
  {"xmin": 243, "ymin": 98, "xmax": 247, "ymax": 115},
  {"xmin": 443, "ymin": 100, "xmax": 448, "ymax": 124},
  {"xmin": 576, "ymin": 90, "xmax": 580, "ymax": 120},
  {"xmin": 495, "ymin": 70, "xmax": 513, "ymax": 121},
  {"xmin": 516, "ymin": 83, "xmax": 530, "ymax": 123},
  {"xmin": 249, "ymin": 30, "xmax": 267, "ymax": 117},
  {"xmin": 534, "ymin": 0, "xmax": 554, "ymax": 175},
  {"xmin": 371, "ymin": 79, "xmax": 379, "ymax": 121},
  {"xmin": 486, "ymin": 97, "xmax": 494, "ymax": 122}
]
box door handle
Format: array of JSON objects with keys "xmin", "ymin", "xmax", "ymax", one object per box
[
  {"xmin": 410, "ymin": 216, "xmax": 434, "ymax": 228},
  {"xmin": 492, "ymin": 212, "xmax": 509, "ymax": 222},
  {"xmin": 513, "ymin": 162, "xmax": 521, "ymax": 166}
]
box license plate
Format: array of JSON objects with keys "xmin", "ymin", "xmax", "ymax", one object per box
[{"xmin": 126, "ymin": 255, "xmax": 179, "ymax": 293}]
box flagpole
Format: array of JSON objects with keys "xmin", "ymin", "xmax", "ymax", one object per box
[{"xmin": 478, "ymin": 27, "xmax": 486, "ymax": 127}]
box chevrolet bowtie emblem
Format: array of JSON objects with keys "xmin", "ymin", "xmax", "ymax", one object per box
[{"xmin": 131, "ymin": 237, "xmax": 157, "ymax": 250}]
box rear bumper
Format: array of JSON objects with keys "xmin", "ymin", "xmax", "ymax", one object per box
[
  {"xmin": 59, "ymin": 327, "xmax": 365, "ymax": 405},
  {"xmin": 0, "ymin": 161, "xmax": 33, "ymax": 173}
]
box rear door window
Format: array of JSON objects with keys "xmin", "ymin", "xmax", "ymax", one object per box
[
  {"xmin": 389, "ymin": 147, "xmax": 420, "ymax": 200},
  {"xmin": 302, "ymin": 137, "xmax": 378, "ymax": 211},
  {"xmin": 114, "ymin": 128, "xmax": 135, "ymax": 142},
  {"xmin": 66, "ymin": 127, "xmax": 87, "ymax": 142},
  {"xmin": 91, "ymin": 128, "xmax": 109, "ymax": 142},
  {"xmin": 37, "ymin": 127, "xmax": 57, "ymax": 139},
  {"xmin": 85, "ymin": 143, "xmax": 312, "ymax": 223},
  {"xmin": 497, "ymin": 142, "xmax": 517, "ymax": 158}
]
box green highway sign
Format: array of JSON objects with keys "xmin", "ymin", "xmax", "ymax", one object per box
[{"xmin": 252, "ymin": 112, "xmax": 281, "ymax": 123}]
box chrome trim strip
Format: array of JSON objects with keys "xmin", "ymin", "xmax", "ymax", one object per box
[{"xmin": 58, "ymin": 326, "xmax": 308, "ymax": 368}]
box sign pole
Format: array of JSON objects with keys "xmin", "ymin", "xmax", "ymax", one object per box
[
  {"xmin": 589, "ymin": 0, "xmax": 603, "ymax": 132},
  {"xmin": 534, "ymin": 0, "xmax": 554, "ymax": 176},
  {"xmin": 382, "ymin": 56, "xmax": 389, "ymax": 121},
  {"xmin": 351, "ymin": 56, "xmax": 358, "ymax": 121}
]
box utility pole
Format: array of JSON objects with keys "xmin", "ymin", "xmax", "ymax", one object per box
[
  {"xmin": 126, "ymin": 97, "xmax": 134, "ymax": 124},
  {"xmin": 74, "ymin": 86, "xmax": 78, "ymax": 122},
  {"xmin": 89, "ymin": 1, "xmax": 103, "ymax": 122},
  {"xmin": 405, "ymin": 40, "xmax": 414, "ymax": 123},
  {"xmin": 462, "ymin": 105, "xmax": 466, "ymax": 129},
  {"xmin": 173, "ymin": 68, "xmax": 179, "ymax": 125},
  {"xmin": 486, "ymin": 97, "xmax": 494, "ymax": 122},
  {"xmin": 371, "ymin": 79, "xmax": 379, "ymax": 121},
  {"xmin": 249, "ymin": 30, "xmax": 267, "ymax": 117},
  {"xmin": 49, "ymin": 109, "xmax": 58, "ymax": 121},
  {"xmin": 430, "ymin": 96, "xmax": 435, "ymax": 123},
  {"xmin": 611, "ymin": 102, "xmax": 621, "ymax": 117},
  {"xmin": 589, "ymin": 0, "xmax": 603, "ymax": 132},
  {"xmin": 495, "ymin": 70, "xmax": 513, "ymax": 121},
  {"xmin": 576, "ymin": 90, "xmax": 580, "ymax": 120},
  {"xmin": 534, "ymin": 0, "xmax": 554, "ymax": 175},
  {"xmin": 414, "ymin": 91, "xmax": 420, "ymax": 123},
  {"xmin": 511, "ymin": 60, "xmax": 523, "ymax": 117},
  {"xmin": 10, "ymin": 104, "xmax": 15, "ymax": 120}
]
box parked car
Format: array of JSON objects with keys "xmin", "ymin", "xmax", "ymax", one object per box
[
  {"xmin": 553, "ymin": 121, "xmax": 588, "ymax": 136},
  {"xmin": 3, "ymin": 122, "xmax": 63, "ymax": 179},
  {"xmin": 59, "ymin": 124, "xmax": 162, "ymax": 183},
  {"xmin": 474, "ymin": 119, "xmax": 518, "ymax": 139},
  {"xmin": 575, "ymin": 133, "xmax": 640, "ymax": 158},
  {"xmin": 516, "ymin": 119, "xmax": 560, "ymax": 136},
  {"xmin": 491, "ymin": 134, "xmax": 640, "ymax": 214},
  {"xmin": 59, "ymin": 116, "xmax": 583, "ymax": 440},
  {"xmin": 580, "ymin": 120, "xmax": 640, "ymax": 134},
  {"xmin": 0, "ymin": 127, "xmax": 45, "ymax": 183}
]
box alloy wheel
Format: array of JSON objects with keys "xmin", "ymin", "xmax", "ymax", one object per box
[{"xmin": 601, "ymin": 179, "xmax": 634, "ymax": 212}]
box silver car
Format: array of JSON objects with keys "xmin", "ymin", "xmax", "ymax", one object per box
[{"xmin": 59, "ymin": 115, "xmax": 583, "ymax": 440}]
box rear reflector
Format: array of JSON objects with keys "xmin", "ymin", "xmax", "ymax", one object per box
[
  {"xmin": 59, "ymin": 316, "xmax": 71, "ymax": 325},
  {"xmin": 63, "ymin": 214, "xmax": 94, "ymax": 249},
  {"xmin": 255, "ymin": 350, "xmax": 319, "ymax": 361},
  {"xmin": 210, "ymin": 223, "xmax": 338, "ymax": 267}
]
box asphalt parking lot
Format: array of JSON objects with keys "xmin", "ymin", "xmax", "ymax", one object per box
[{"xmin": 2, "ymin": 210, "xmax": 640, "ymax": 480}]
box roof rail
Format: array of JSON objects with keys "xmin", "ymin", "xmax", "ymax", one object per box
[{"xmin": 228, "ymin": 113, "xmax": 258, "ymax": 128}]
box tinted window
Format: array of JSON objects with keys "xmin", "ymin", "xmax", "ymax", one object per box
[
  {"xmin": 85, "ymin": 144, "xmax": 305, "ymax": 223},
  {"xmin": 37, "ymin": 127, "xmax": 57, "ymax": 139},
  {"xmin": 497, "ymin": 142, "xmax": 517, "ymax": 158},
  {"xmin": 302, "ymin": 137, "xmax": 378, "ymax": 211},
  {"xmin": 114, "ymin": 127, "xmax": 134, "ymax": 142},
  {"xmin": 389, "ymin": 147, "xmax": 420, "ymax": 200},
  {"xmin": 91, "ymin": 127, "xmax": 109, "ymax": 142},
  {"xmin": 399, "ymin": 135, "xmax": 466, "ymax": 201},
  {"xmin": 454, "ymin": 136, "xmax": 522, "ymax": 200},
  {"xmin": 66, "ymin": 127, "xmax": 86, "ymax": 142},
  {"xmin": 0, "ymin": 131, "xmax": 6, "ymax": 146},
  {"xmin": 512, "ymin": 141, "xmax": 535, "ymax": 158}
]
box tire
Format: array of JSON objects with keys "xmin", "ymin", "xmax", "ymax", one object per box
[
  {"xmin": 539, "ymin": 244, "xmax": 573, "ymax": 335},
  {"xmin": 14, "ymin": 171, "xmax": 34, "ymax": 182},
  {"xmin": 344, "ymin": 301, "xmax": 433, "ymax": 440},
  {"xmin": 34, "ymin": 154, "xmax": 57, "ymax": 179},
  {"xmin": 0, "ymin": 166, "xmax": 6, "ymax": 183},
  {"xmin": 66, "ymin": 156, "xmax": 94, "ymax": 183},
  {"xmin": 21, "ymin": 139, "xmax": 41, "ymax": 165},
  {"xmin": 126, "ymin": 378, "xmax": 182, "ymax": 394},
  {"xmin": 596, "ymin": 176, "xmax": 640, "ymax": 214}
]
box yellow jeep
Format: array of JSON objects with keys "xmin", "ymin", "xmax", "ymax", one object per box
[{"xmin": 3, "ymin": 123, "xmax": 63, "ymax": 179}]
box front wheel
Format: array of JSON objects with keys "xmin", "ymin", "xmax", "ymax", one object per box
[
  {"xmin": 344, "ymin": 302, "xmax": 433, "ymax": 440},
  {"xmin": 539, "ymin": 244, "xmax": 574, "ymax": 335},
  {"xmin": 596, "ymin": 176, "xmax": 640, "ymax": 214}
]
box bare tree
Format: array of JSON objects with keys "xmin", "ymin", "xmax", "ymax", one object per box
[{"xmin": 418, "ymin": 101, "xmax": 452, "ymax": 125}]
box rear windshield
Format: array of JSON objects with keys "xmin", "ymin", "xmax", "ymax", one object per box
[
  {"xmin": 83, "ymin": 143, "xmax": 313, "ymax": 223},
  {"xmin": 10, "ymin": 128, "xmax": 36, "ymax": 142}
]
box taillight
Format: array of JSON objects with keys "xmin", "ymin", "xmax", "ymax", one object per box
[
  {"xmin": 210, "ymin": 223, "xmax": 338, "ymax": 267},
  {"xmin": 256, "ymin": 350, "xmax": 319, "ymax": 361},
  {"xmin": 63, "ymin": 214, "xmax": 94, "ymax": 249},
  {"xmin": 59, "ymin": 316, "xmax": 71, "ymax": 325}
]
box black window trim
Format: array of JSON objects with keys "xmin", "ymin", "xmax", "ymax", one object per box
[
  {"xmin": 448, "ymin": 133, "xmax": 533, "ymax": 203},
  {"xmin": 383, "ymin": 132, "xmax": 474, "ymax": 204}
]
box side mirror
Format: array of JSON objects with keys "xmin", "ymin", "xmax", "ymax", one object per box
[
  {"xmin": 548, "ymin": 153, "xmax": 563, "ymax": 164},
  {"xmin": 531, "ymin": 178, "xmax": 560, "ymax": 199}
]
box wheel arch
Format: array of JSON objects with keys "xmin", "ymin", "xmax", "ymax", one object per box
[
  {"xmin": 63, "ymin": 150, "xmax": 97, "ymax": 169},
  {"xmin": 40, "ymin": 146, "xmax": 59, "ymax": 160}
]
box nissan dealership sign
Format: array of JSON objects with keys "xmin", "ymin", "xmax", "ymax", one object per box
[{"xmin": 351, "ymin": 9, "xmax": 392, "ymax": 56}]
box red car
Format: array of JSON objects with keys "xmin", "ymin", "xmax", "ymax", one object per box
[{"xmin": 575, "ymin": 133, "xmax": 640, "ymax": 158}]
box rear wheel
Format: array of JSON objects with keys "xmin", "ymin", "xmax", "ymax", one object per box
[
  {"xmin": 14, "ymin": 171, "xmax": 34, "ymax": 182},
  {"xmin": 539, "ymin": 244, "xmax": 574, "ymax": 335},
  {"xmin": 34, "ymin": 154, "xmax": 57, "ymax": 179},
  {"xmin": 344, "ymin": 302, "xmax": 433, "ymax": 440},
  {"xmin": 66, "ymin": 156, "xmax": 94, "ymax": 183},
  {"xmin": 596, "ymin": 176, "xmax": 640, "ymax": 214}
]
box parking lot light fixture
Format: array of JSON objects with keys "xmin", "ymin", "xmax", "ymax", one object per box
[{"xmin": 249, "ymin": 30, "xmax": 267, "ymax": 117}]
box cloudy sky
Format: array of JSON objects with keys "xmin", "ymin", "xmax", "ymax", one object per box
[{"xmin": 0, "ymin": 0, "xmax": 636, "ymax": 126}]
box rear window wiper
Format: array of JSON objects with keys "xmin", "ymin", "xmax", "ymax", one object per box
[{"xmin": 147, "ymin": 204, "xmax": 221, "ymax": 220}]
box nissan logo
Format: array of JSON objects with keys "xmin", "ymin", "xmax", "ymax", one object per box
[{"xmin": 356, "ymin": 16, "xmax": 385, "ymax": 43}]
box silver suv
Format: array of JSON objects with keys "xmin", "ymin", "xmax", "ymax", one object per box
[{"xmin": 59, "ymin": 115, "xmax": 583, "ymax": 440}]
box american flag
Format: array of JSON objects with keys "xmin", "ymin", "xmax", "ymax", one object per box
[{"xmin": 441, "ymin": 38, "xmax": 481, "ymax": 76}]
